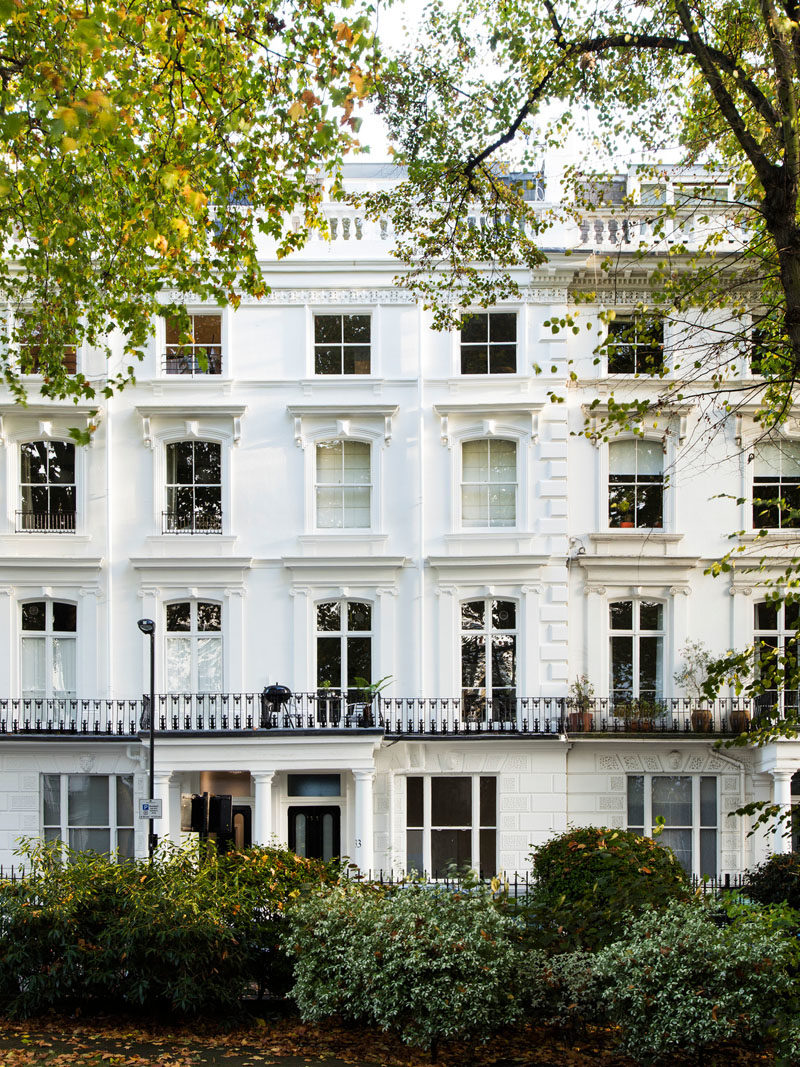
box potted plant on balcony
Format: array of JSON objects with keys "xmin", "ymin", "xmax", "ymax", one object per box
[
  {"xmin": 624, "ymin": 697, "xmax": 663, "ymax": 731},
  {"xmin": 674, "ymin": 640, "xmax": 715, "ymax": 732},
  {"xmin": 352, "ymin": 675, "xmax": 392, "ymax": 727},
  {"xmin": 567, "ymin": 675, "xmax": 595, "ymax": 732}
]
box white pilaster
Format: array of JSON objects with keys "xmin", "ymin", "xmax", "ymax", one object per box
[
  {"xmin": 772, "ymin": 770, "xmax": 793, "ymax": 854},
  {"xmin": 152, "ymin": 771, "xmax": 173, "ymax": 841},
  {"xmin": 253, "ymin": 771, "xmax": 275, "ymax": 845},
  {"xmin": 353, "ymin": 769, "xmax": 375, "ymax": 873}
]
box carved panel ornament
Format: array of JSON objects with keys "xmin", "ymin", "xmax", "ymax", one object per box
[{"xmin": 597, "ymin": 754, "xmax": 621, "ymax": 771}]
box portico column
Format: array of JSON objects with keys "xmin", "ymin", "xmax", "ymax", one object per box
[
  {"xmin": 253, "ymin": 772, "xmax": 275, "ymax": 845},
  {"xmin": 353, "ymin": 769, "xmax": 375, "ymax": 873},
  {"xmin": 152, "ymin": 772, "xmax": 172, "ymax": 843},
  {"xmin": 772, "ymin": 770, "xmax": 793, "ymax": 854}
]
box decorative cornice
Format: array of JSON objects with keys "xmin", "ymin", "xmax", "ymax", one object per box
[
  {"xmin": 432, "ymin": 402, "xmax": 543, "ymax": 447},
  {"xmin": 158, "ymin": 287, "xmax": 418, "ymax": 307},
  {"xmin": 134, "ymin": 405, "xmax": 246, "ymax": 448},
  {"xmin": 287, "ymin": 404, "xmax": 398, "ymax": 447}
]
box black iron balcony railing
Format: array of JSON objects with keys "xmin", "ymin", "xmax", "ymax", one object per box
[
  {"xmin": 15, "ymin": 510, "xmax": 76, "ymax": 533},
  {"xmin": 162, "ymin": 348, "xmax": 222, "ymax": 376},
  {"xmin": 162, "ymin": 511, "xmax": 222, "ymax": 534},
  {"xmin": 0, "ymin": 694, "xmax": 782, "ymax": 738}
]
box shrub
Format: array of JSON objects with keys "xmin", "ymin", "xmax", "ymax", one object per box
[
  {"xmin": 0, "ymin": 839, "xmax": 340, "ymax": 1018},
  {"xmin": 532, "ymin": 951, "xmax": 604, "ymax": 1030},
  {"xmin": 525, "ymin": 826, "xmax": 688, "ymax": 951},
  {"xmin": 594, "ymin": 899, "xmax": 796, "ymax": 1063},
  {"xmin": 285, "ymin": 881, "xmax": 530, "ymax": 1055},
  {"xmin": 743, "ymin": 852, "xmax": 800, "ymax": 910}
]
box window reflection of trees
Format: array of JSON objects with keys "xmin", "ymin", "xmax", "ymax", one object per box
[
  {"xmin": 165, "ymin": 441, "xmax": 222, "ymax": 533},
  {"xmin": 316, "ymin": 600, "xmax": 372, "ymax": 706},
  {"xmin": 461, "ymin": 599, "xmax": 516, "ymax": 722},
  {"xmin": 20, "ymin": 441, "xmax": 76, "ymax": 531}
]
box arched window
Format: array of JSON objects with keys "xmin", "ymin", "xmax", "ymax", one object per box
[
  {"xmin": 165, "ymin": 441, "xmax": 222, "ymax": 533},
  {"xmin": 21, "ymin": 600, "xmax": 77, "ymax": 698},
  {"xmin": 752, "ymin": 442, "xmax": 800, "ymax": 529},
  {"xmin": 316, "ymin": 600, "xmax": 372, "ymax": 700},
  {"xmin": 609, "ymin": 600, "xmax": 664, "ymax": 705},
  {"xmin": 165, "ymin": 600, "xmax": 222, "ymax": 693},
  {"xmin": 461, "ymin": 439, "xmax": 517, "ymax": 528},
  {"xmin": 460, "ymin": 599, "xmax": 516, "ymax": 721},
  {"xmin": 315, "ymin": 441, "xmax": 371, "ymax": 528},
  {"xmin": 609, "ymin": 439, "xmax": 663, "ymax": 528},
  {"xmin": 754, "ymin": 600, "xmax": 800, "ymax": 713},
  {"xmin": 19, "ymin": 441, "xmax": 76, "ymax": 532}
]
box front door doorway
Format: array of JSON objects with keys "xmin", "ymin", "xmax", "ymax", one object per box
[{"xmin": 288, "ymin": 806, "xmax": 341, "ymax": 861}]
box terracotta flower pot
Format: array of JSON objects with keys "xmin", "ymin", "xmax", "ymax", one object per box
[
  {"xmin": 729, "ymin": 709, "xmax": 751, "ymax": 734},
  {"xmin": 691, "ymin": 707, "xmax": 713, "ymax": 732},
  {"xmin": 568, "ymin": 710, "xmax": 593, "ymax": 732}
]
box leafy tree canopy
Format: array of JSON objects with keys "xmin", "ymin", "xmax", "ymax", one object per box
[{"xmin": 0, "ymin": 0, "xmax": 375, "ymax": 413}]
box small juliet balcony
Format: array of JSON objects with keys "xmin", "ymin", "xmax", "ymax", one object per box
[
  {"xmin": 162, "ymin": 511, "xmax": 222, "ymax": 535},
  {"xmin": 0, "ymin": 694, "xmax": 773, "ymax": 739},
  {"xmin": 15, "ymin": 510, "xmax": 76, "ymax": 533}
]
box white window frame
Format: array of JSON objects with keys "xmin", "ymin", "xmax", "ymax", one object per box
[
  {"xmin": 138, "ymin": 411, "xmax": 243, "ymax": 539},
  {"xmin": 164, "ymin": 598, "xmax": 224, "ymax": 694},
  {"xmin": 404, "ymin": 774, "xmax": 497, "ymax": 877},
  {"xmin": 164, "ymin": 439, "xmax": 223, "ymax": 534},
  {"xmin": 4, "ymin": 425, "xmax": 86, "ymax": 537},
  {"xmin": 314, "ymin": 439, "xmax": 372, "ymax": 530},
  {"xmin": 457, "ymin": 309, "xmax": 519, "ymax": 376},
  {"xmin": 314, "ymin": 596, "xmax": 374, "ymax": 697},
  {"xmin": 42, "ymin": 773, "xmax": 135, "ymax": 858},
  {"xmin": 753, "ymin": 599, "xmax": 800, "ymax": 714},
  {"xmin": 608, "ymin": 437, "xmax": 665, "ymax": 530},
  {"xmin": 460, "ymin": 597, "xmax": 518, "ymax": 720},
  {"xmin": 609, "ymin": 598, "xmax": 666, "ymax": 704},
  {"xmin": 459, "ymin": 437, "xmax": 518, "ymax": 530},
  {"xmin": 750, "ymin": 439, "xmax": 800, "ymax": 531},
  {"xmin": 160, "ymin": 309, "xmax": 225, "ymax": 378},
  {"xmin": 17, "ymin": 438, "xmax": 77, "ymax": 534},
  {"xmin": 592, "ymin": 432, "xmax": 675, "ymax": 534},
  {"xmin": 20, "ymin": 598, "xmax": 78, "ymax": 700},
  {"xmin": 604, "ymin": 314, "xmax": 665, "ymax": 376},
  {"xmin": 308, "ymin": 307, "xmax": 376, "ymax": 377},
  {"xmin": 13, "ymin": 309, "xmax": 81, "ymax": 377},
  {"xmin": 626, "ymin": 773, "xmax": 719, "ymax": 878}
]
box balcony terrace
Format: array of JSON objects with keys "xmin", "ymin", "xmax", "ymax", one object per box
[{"xmin": 0, "ymin": 694, "xmax": 774, "ymax": 739}]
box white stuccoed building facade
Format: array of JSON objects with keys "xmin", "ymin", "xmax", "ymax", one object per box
[{"xmin": 0, "ymin": 161, "xmax": 797, "ymax": 878}]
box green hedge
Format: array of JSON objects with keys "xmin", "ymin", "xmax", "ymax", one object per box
[{"xmin": 0, "ymin": 840, "xmax": 340, "ymax": 1018}]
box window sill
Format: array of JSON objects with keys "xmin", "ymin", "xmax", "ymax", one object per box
[
  {"xmin": 737, "ymin": 531, "xmax": 800, "ymax": 542},
  {"xmin": 299, "ymin": 533, "xmax": 388, "ymax": 555},
  {"xmin": 591, "ymin": 531, "xmax": 683, "ymax": 543}
]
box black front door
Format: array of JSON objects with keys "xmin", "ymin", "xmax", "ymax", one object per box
[{"xmin": 288, "ymin": 806, "xmax": 340, "ymax": 861}]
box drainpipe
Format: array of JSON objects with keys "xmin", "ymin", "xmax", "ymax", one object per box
[{"xmin": 417, "ymin": 301, "xmax": 425, "ymax": 698}]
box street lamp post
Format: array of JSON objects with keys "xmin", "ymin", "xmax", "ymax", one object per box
[{"xmin": 137, "ymin": 618, "xmax": 157, "ymax": 860}]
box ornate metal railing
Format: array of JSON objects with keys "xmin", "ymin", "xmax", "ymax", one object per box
[
  {"xmin": 15, "ymin": 510, "xmax": 76, "ymax": 533},
  {"xmin": 161, "ymin": 511, "xmax": 222, "ymax": 534},
  {"xmin": 0, "ymin": 694, "xmax": 780, "ymax": 738}
]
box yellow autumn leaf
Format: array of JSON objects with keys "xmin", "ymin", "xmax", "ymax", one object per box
[{"xmin": 287, "ymin": 100, "xmax": 304, "ymax": 121}]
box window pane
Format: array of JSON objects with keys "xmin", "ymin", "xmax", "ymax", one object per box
[
  {"xmin": 490, "ymin": 313, "xmax": 516, "ymax": 342},
  {"xmin": 197, "ymin": 602, "xmax": 221, "ymax": 632},
  {"xmin": 343, "ymin": 315, "xmax": 370, "ymax": 343},
  {"xmin": 116, "ymin": 776, "xmax": 134, "ymax": 827},
  {"xmin": 755, "ymin": 602, "xmax": 779, "ymax": 630},
  {"xmin": 462, "ymin": 601, "xmax": 484, "ymax": 630},
  {"xmin": 652, "ymin": 776, "xmax": 692, "ymax": 827},
  {"xmin": 315, "ymin": 347, "xmax": 341, "ymax": 374},
  {"xmin": 461, "ymin": 346, "xmax": 487, "ymax": 374},
  {"xmin": 636, "ymin": 441, "xmax": 663, "ymax": 475},
  {"xmin": 489, "ymin": 344, "xmax": 515, "ymax": 373},
  {"xmin": 315, "ymin": 315, "xmax": 341, "ymax": 344},
  {"xmin": 700, "ymin": 829, "xmax": 717, "ymax": 879},
  {"xmin": 316, "ymin": 487, "xmax": 341, "ymax": 528},
  {"xmin": 639, "ymin": 601, "xmax": 663, "ymax": 630},
  {"xmin": 21, "ymin": 637, "xmax": 45, "ymax": 696},
  {"xmin": 609, "ymin": 440, "xmax": 638, "ymax": 474},
  {"xmin": 639, "ymin": 636, "xmax": 663, "ymax": 697},
  {"xmin": 346, "ymin": 637, "xmax": 371, "ymax": 686},
  {"xmin": 193, "ymin": 442, "xmax": 221, "ymax": 484},
  {"xmin": 342, "ymin": 486, "xmax": 370, "ymax": 527},
  {"xmin": 343, "ymin": 346, "xmax": 370, "ymax": 374},
  {"xmin": 659, "ymin": 828, "xmax": 692, "ymax": 873},
  {"xmin": 462, "ymin": 440, "xmax": 488, "ymax": 481},
  {"xmin": 167, "ymin": 442, "xmax": 193, "ymax": 485},
  {"xmin": 479, "ymin": 829, "xmax": 496, "ymax": 877},
  {"xmin": 627, "ymin": 776, "xmax": 644, "ymax": 827},
  {"xmin": 288, "ymin": 774, "xmax": 341, "ymax": 797},
  {"xmin": 69, "ymin": 828, "xmax": 111, "ymax": 854},
  {"xmin": 117, "ymin": 828, "xmax": 135, "ymax": 861},
  {"xmin": 52, "ymin": 637, "xmax": 76, "ymax": 697},
  {"xmin": 43, "ymin": 774, "xmax": 60, "ymax": 826},
  {"xmin": 348, "ymin": 602, "xmax": 371, "ymax": 631},
  {"xmin": 460, "ymin": 313, "xmax": 488, "ymax": 343},
  {"xmin": 406, "ymin": 829, "xmax": 423, "ymax": 873},
  {"xmin": 610, "ymin": 601, "xmax": 633, "ymax": 630},
  {"xmin": 431, "ymin": 777, "xmax": 471, "ymax": 826},
  {"xmin": 68, "ymin": 775, "xmax": 109, "ymax": 827},
  {"xmin": 432, "ymin": 829, "xmax": 471, "ymax": 876},
  {"xmin": 492, "ymin": 601, "xmax": 515, "ymax": 629},
  {"xmin": 166, "ymin": 636, "xmax": 192, "ymax": 691},
  {"xmin": 20, "ymin": 442, "xmax": 48, "ymax": 484},
  {"xmin": 462, "ymin": 484, "xmax": 487, "ymax": 526},
  {"xmin": 342, "ymin": 442, "xmax": 370, "ymax": 483},
  {"xmin": 610, "ymin": 636, "xmax": 633, "ymax": 697},
  {"xmin": 490, "ymin": 634, "xmax": 516, "ymax": 687},
  {"xmin": 316, "ymin": 441, "xmax": 342, "ymax": 483},
  {"xmin": 22, "ymin": 602, "xmax": 46, "ymax": 631},
  {"xmin": 197, "ymin": 637, "xmax": 222, "ymax": 692},
  {"xmin": 479, "ymin": 777, "xmax": 496, "ymax": 826},
  {"xmin": 462, "ymin": 635, "xmax": 485, "ymax": 688},
  {"xmin": 193, "ymin": 315, "xmax": 221, "ymax": 345},
  {"xmin": 166, "ymin": 602, "xmax": 191, "ymax": 632},
  {"xmin": 317, "ymin": 636, "xmax": 341, "ymax": 688},
  {"xmin": 700, "ymin": 777, "xmax": 717, "ymax": 826},
  {"xmin": 52, "ymin": 602, "xmax": 77, "ymax": 633},
  {"xmin": 407, "ymin": 777, "xmax": 423, "ymax": 827}
]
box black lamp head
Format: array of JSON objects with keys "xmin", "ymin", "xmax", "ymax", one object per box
[{"xmin": 137, "ymin": 618, "xmax": 156, "ymax": 635}]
